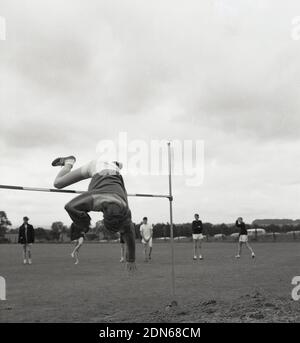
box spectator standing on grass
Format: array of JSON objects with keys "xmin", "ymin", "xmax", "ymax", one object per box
[
  {"xmin": 18, "ymin": 216, "xmax": 35, "ymax": 265},
  {"xmin": 235, "ymin": 217, "xmax": 255, "ymax": 259},
  {"xmin": 192, "ymin": 213, "xmax": 204, "ymax": 260},
  {"xmin": 140, "ymin": 217, "xmax": 153, "ymax": 262}
]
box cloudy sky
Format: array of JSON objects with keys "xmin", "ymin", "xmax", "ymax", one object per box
[{"xmin": 1, "ymin": 0, "xmax": 300, "ymax": 228}]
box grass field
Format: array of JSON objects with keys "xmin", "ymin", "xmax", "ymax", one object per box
[{"xmin": 1, "ymin": 242, "xmax": 300, "ymax": 323}]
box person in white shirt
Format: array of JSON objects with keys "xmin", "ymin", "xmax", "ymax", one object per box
[{"xmin": 140, "ymin": 217, "xmax": 153, "ymax": 262}]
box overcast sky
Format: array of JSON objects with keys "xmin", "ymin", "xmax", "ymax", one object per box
[{"xmin": 1, "ymin": 0, "xmax": 300, "ymax": 228}]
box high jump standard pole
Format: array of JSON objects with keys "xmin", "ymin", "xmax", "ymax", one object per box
[{"xmin": 167, "ymin": 142, "xmax": 176, "ymax": 305}]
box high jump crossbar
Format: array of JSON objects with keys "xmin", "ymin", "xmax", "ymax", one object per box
[
  {"xmin": 0, "ymin": 184, "xmax": 170, "ymax": 199},
  {"xmin": 0, "ymin": 142, "xmax": 176, "ymax": 305}
]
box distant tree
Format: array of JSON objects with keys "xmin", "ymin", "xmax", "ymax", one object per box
[
  {"xmin": 95, "ymin": 220, "xmax": 119, "ymax": 240},
  {"xmin": 203, "ymin": 223, "xmax": 213, "ymax": 236},
  {"xmin": 252, "ymin": 219, "xmax": 295, "ymax": 226},
  {"xmin": 0, "ymin": 211, "xmax": 12, "ymax": 237},
  {"xmin": 165, "ymin": 223, "xmax": 170, "ymax": 237},
  {"xmin": 281, "ymin": 224, "xmax": 293, "ymax": 234},
  {"xmin": 35, "ymin": 227, "xmax": 48, "ymax": 241},
  {"xmin": 7, "ymin": 228, "xmax": 19, "ymax": 234},
  {"xmin": 95, "ymin": 220, "xmax": 104, "ymax": 239},
  {"xmin": 294, "ymin": 224, "xmax": 300, "ymax": 232},
  {"xmin": 85, "ymin": 233, "xmax": 98, "ymax": 241},
  {"xmin": 152, "ymin": 223, "xmax": 164, "ymax": 238},
  {"xmin": 212, "ymin": 223, "xmax": 230, "ymax": 236},
  {"xmin": 51, "ymin": 221, "xmax": 64, "ymax": 241},
  {"xmin": 95, "ymin": 220, "xmax": 104, "ymax": 234},
  {"xmin": 264, "ymin": 224, "xmax": 280, "ymax": 234}
]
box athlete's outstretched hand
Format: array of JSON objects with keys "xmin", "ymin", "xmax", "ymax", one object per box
[{"xmin": 126, "ymin": 262, "xmax": 137, "ymax": 275}]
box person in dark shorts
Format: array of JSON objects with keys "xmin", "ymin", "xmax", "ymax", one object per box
[
  {"xmin": 235, "ymin": 217, "xmax": 255, "ymax": 259},
  {"xmin": 192, "ymin": 213, "xmax": 204, "ymax": 260},
  {"xmin": 51, "ymin": 155, "xmax": 136, "ymax": 271}
]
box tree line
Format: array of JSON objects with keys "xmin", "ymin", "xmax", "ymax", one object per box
[{"xmin": 1, "ymin": 210, "xmax": 300, "ymax": 242}]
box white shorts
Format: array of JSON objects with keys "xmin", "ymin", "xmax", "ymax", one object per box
[
  {"xmin": 192, "ymin": 234, "xmax": 204, "ymax": 241},
  {"xmin": 239, "ymin": 235, "xmax": 248, "ymax": 243},
  {"xmin": 142, "ymin": 237, "xmax": 153, "ymax": 247}
]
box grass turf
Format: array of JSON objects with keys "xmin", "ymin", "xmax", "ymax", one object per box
[{"xmin": 1, "ymin": 242, "xmax": 300, "ymax": 322}]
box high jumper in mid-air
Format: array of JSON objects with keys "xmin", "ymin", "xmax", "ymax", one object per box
[{"xmin": 51, "ymin": 155, "xmax": 136, "ymax": 270}]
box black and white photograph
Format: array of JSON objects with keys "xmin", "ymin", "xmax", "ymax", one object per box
[{"xmin": 1, "ymin": 0, "xmax": 300, "ymax": 331}]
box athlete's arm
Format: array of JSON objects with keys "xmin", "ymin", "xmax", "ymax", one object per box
[{"xmin": 123, "ymin": 225, "xmax": 136, "ymax": 263}]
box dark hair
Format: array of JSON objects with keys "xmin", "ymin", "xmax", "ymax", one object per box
[
  {"xmin": 23, "ymin": 216, "xmax": 29, "ymax": 221},
  {"xmin": 194, "ymin": 213, "xmax": 199, "ymax": 217},
  {"xmin": 143, "ymin": 217, "xmax": 148, "ymax": 221}
]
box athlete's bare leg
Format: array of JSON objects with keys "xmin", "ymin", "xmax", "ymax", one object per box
[
  {"xmin": 27, "ymin": 244, "xmax": 32, "ymax": 264},
  {"xmin": 71, "ymin": 237, "xmax": 84, "ymax": 264},
  {"xmin": 23, "ymin": 245, "xmax": 27, "ymax": 264},
  {"xmin": 143, "ymin": 243, "xmax": 148, "ymax": 262},
  {"xmin": 236, "ymin": 241, "xmax": 242, "ymax": 258},
  {"xmin": 193, "ymin": 239, "xmax": 197, "ymax": 259},
  {"xmin": 148, "ymin": 246, "xmax": 152, "ymax": 260},
  {"xmin": 54, "ymin": 164, "xmax": 89, "ymax": 189},
  {"xmin": 198, "ymin": 240, "xmax": 203, "ymax": 259},
  {"xmin": 245, "ymin": 241, "xmax": 255, "ymax": 257},
  {"xmin": 120, "ymin": 243, "xmax": 125, "ymax": 262}
]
